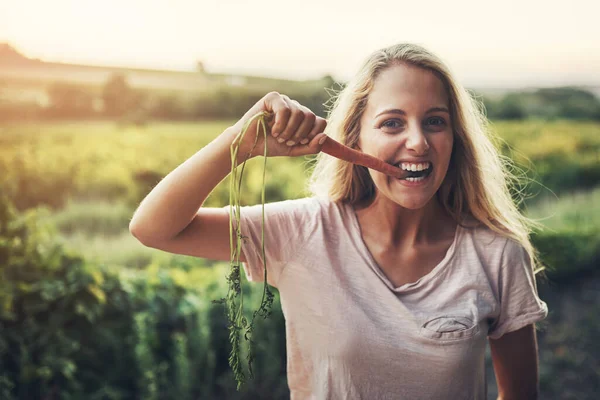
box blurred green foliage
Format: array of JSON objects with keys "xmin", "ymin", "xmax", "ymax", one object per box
[
  {"xmin": 0, "ymin": 121, "xmax": 313, "ymax": 213},
  {"xmin": 0, "ymin": 189, "xmax": 289, "ymax": 399},
  {"xmin": 480, "ymin": 87, "xmax": 600, "ymax": 121}
]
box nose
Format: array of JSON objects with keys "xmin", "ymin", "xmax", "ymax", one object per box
[{"xmin": 405, "ymin": 123, "xmax": 430, "ymax": 155}]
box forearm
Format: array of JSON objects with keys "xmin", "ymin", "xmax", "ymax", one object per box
[{"xmin": 129, "ymin": 126, "xmax": 247, "ymax": 242}]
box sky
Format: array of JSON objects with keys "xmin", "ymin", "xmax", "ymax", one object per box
[{"xmin": 1, "ymin": 0, "xmax": 599, "ymax": 88}]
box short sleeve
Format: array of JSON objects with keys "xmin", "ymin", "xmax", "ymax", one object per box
[
  {"xmin": 224, "ymin": 196, "xmax": 321, "ymax": 288},
  {"xmin": 487, "ymin": 238, "xmax": 549, "ymax": 339}
]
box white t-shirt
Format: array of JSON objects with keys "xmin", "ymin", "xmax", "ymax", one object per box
[{"xmin": 228, "ymin": 196, "xmax": 548, "ymax": 400}]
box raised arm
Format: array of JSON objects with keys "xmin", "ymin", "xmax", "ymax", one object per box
[{"xmin": 128, "ymin": 92, "xmax": 328, "ymax": 261}]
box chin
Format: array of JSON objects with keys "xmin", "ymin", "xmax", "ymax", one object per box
[{"xmin": 383, "ymin": 190, "xmax": 435, "ymax": 209}]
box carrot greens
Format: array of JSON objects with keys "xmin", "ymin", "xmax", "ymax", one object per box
[{"xmin": 212, "ymin": 111, "xmax": 274, "ymax": 391}]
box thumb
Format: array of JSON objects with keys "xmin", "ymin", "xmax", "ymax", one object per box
[{"xmin": 288, "ymin": 133, "xmax": 328, "ymax": 157}]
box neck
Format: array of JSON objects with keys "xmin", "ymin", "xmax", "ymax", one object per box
[{"xmin": 353, "ymin": 193, "xmax": 453, "ymax": 249}]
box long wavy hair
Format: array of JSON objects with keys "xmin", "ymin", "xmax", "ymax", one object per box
[{"xmin": 305, "ymin": 42, "xmax": 547, "ymax": 278}]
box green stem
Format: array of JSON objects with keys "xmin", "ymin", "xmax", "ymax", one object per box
[{"xmin": 212, "ymin": 111, "xmax": 275, "ymax": 391}]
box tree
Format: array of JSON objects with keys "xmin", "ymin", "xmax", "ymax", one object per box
[
  {"xmin": 102, "ymin": 73, "xmax": 137, "ymax": 117},
  {"xmin": 195, "ymin": 60, "xmax": 206, "ymax": 74},
  {"xmin": 535, "ymin": 87, "xmax": 600, "ymax": 120},
  {"xmin": 46, "ymin": 82, "xmax": 95, "ymax": 118},
  {"xmin": 496, "ymin": 93, "xmax": 527, "ymax": 120}
]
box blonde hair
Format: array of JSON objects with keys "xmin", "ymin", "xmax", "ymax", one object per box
[{"xmin": 306, "ymin": 42, "xmax": 547, "ymax": 279}]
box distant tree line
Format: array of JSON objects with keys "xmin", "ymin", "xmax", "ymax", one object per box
[
  {"xmin": 0, "ymin": 72, "xmax": 599, "ymax": 122},
  {"xmin": 0, "ymin": 73, "xmax": 337, "ymax": 124},
  {"xmin": 479, "ymin": 87, "xmax": 600, "ymax": 121}
]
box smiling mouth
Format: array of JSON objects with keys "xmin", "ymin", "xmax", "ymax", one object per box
[{"xmin": 398, "ymin": 165, "xmax": 433, "ymax": 180}]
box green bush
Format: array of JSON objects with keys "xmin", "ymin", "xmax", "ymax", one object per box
[
  {"xmin": 40, "ymin": 199, "xmax": 132, "ymax": 237},
  {"xmin": 532, "ymin": 229, "xmax": 600, "ymax": 281},
  {"xmin": 0, "ymin": 155, "xmax": 77, "ymax": 212},
  {"xmin": 525, "ymin": 186, "xmax": 600, "ymax": 280},
  {"xmin": 0, "ymin": 190, "xmax": 289, "ymax": 399},
  {"xmin": 482, "ymin": 87, "xmax": 600, "ymax": 121},
  {"xmin": 45, "ymin": 82, "xmax": 97, "ymax": 119}
]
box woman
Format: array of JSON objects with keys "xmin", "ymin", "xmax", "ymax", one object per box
[{"xmin": 130, "ymin": 43, "xmax": 548, "ymax": 399}]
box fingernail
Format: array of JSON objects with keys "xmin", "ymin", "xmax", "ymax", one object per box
[
  {"xmin": 319, "ymin": 136, "xmax": 327, "ymax": 145},
  {"xmin": 272, "ymin": 131, "xmax": 279, "ymax": 137},
  {"xmin": 277, "ymin": 138, "xmax": 285, "ymax": 143},
  {"xmin": 300, "ymin": 139, "xmax": 309, "ymax": 144},
  {"xmin": 286, "ymin": 140, "xmax": 295, "ymax": 146}
]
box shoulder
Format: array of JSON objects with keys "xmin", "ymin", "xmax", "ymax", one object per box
[
  {"xmin": 273, "ymin": 196, "xmax": 353, "ymax": 237},
  {"xmin": 231, "ymin": 196, "xmax": 329, "ymax": 231},
  {"xmin": 459, "ymin": 216, "xmax": 507, "ymax": 249},
  {"xmin": 498, "ymin": 237, "xmax": 532, "ymax": 271},
  {"xmin": 274, "ymin": 195, "xmax": 345, "ymax": 217},
  {"xmin": 242, "ymin": 196, "xmax": 324, "ymax": 213},
  {"xmin": 253, "ymin": 196, "xmax": 331, "ymax": 225},
  {"xmin": 458, "ymin": 216, "xmax": 513, "ymax": 272},
  {"xmin": 281, "ymin": 195, "xmax": 331, "ymax": 215}
]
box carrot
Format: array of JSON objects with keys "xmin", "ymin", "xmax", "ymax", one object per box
[
  {"xmin": 320, "ymin": 136, "xmax": 408, "ymax": 179},
  {"xmin": 263, "ymin": 110, "xmax": 408, "ymax": 179}
]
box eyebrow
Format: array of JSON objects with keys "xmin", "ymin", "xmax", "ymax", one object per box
[{"xmin": 374, "ymin": 107, "xmax": 450, "ymax": 118}]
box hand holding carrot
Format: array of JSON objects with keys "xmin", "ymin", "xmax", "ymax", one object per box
[{"xmin": 228, "ymin": 92, "xmax": 328, "ymax": 161}]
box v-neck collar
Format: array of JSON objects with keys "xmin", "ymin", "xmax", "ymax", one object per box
[{"xmin": 344, "ymin": 201, "xmax": 462, "ymax": 293}]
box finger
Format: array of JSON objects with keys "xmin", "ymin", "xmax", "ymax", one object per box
[
  {"xmin": 264, "ymin": 92, "xmax": 291, "ymax": 138},
  {"xmin": 290, "ymin": 102, "xmax": 316, "ymax": 145},
  {"xmin": 301, "ymin": 117, "xmax": 327, "ymax": 145},
  {"xmin": 277, "ymin": 95, "xmax": 305, "ymax": 146},
  {"xmin": 289, "ymin": 132, "xmax": 328, "ymax": 157}
]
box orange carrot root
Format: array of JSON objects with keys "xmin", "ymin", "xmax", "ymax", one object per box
[{"xmin": 320, "ymin": 136, "xmax": 408, "ymax": 179}]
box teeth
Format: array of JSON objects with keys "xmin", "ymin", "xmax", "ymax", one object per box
[{"xmin": 397, "ymin": 162, "xmax": 431, "ymax": 171}]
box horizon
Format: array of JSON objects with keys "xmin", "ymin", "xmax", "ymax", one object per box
[
  {"xmin": 4, "ymin": 43, "xmax": 599, "ymax": 93},
  {"xmin": 2, "ymin": 0, "xmax": 599, "ymax": 89}
]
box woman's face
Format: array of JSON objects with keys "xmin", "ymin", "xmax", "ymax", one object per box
[{"xmin": 357, "ymin": 63, "xmax": 454, "ymax": 210}]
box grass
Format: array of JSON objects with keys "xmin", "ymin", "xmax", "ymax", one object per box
[
  {"xmin": 40, "ymin": 198, "xmax": 134, "ymax": 236},
  {"xmin": 524, "ymin": 185, "xmax": 600, "ymax": 234},
  {"xmin": 55, "ymin": 229, "xmax": 225, "ymax": 271},
  {"xmin": 42, "ymin": 197, "xmax": 219, "ymax": 270},
  {"xmin": 56, "ymin": 230, "xmax": 156, "ymax": 269}
]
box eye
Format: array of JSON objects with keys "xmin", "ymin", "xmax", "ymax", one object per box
[
  {"xmin": 427, "ymin": 117, "xmax": 446, "ymax": 126},
  {"xmin": 381, "ymin": 119, "xmax": 403, "ymax": 129}
]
